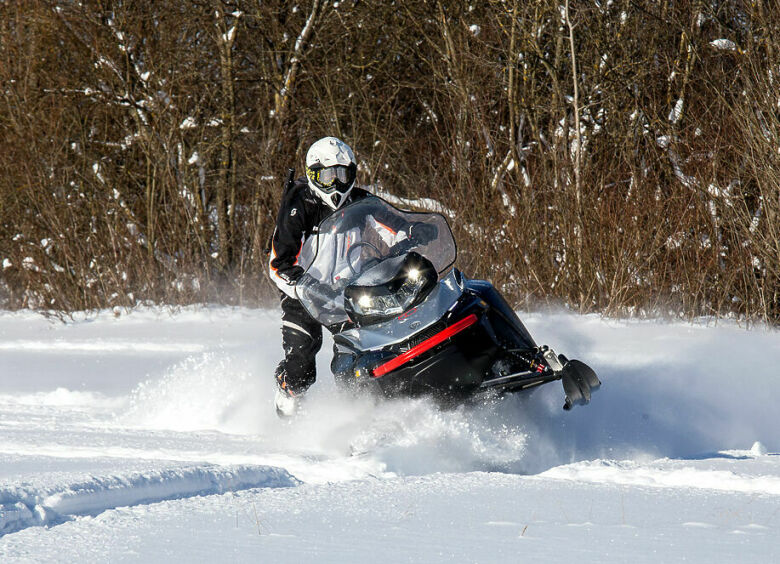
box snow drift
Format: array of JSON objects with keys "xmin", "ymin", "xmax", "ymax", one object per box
[
  {"xmin": 0, "ymin": 464, "xmax": 296, "ymax": 535},
  {"xmin": 1, "ymin": 307, "xmax": 778, "ymax": 562}
]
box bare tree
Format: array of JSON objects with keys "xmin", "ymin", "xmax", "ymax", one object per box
[{"xmin": 0, "ymin": 0, "xmax": 778, "ymax": 322}]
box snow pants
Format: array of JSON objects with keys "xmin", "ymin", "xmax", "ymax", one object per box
[{"xmin": 274, "ymin": 292, "xmax": 323, "ymax": 394}]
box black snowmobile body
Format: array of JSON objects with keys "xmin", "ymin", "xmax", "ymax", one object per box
[{"xmin": 295, "ymin": 196, "xmax": 600, "ymax": 410}]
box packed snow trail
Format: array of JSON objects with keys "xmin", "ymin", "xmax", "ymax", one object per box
[
  {"xmin": 2, "ymin": 469, "xmax": 778, "ymax": 563},
  {"xmin": 1, "ymin": 308, "xmax": 779, "ymax": 561},
  {"xmin": 0, "ymin": 463, "xmax": 296, "ymax": 535}
]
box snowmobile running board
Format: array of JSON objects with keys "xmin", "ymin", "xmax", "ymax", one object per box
[
  {"xmin": 480, "ymin": 359, "xmax": 601, "ymax": 411},
  {"xmin": 479, "ymin": 370, "xmax": 562, "ymax": 392}
]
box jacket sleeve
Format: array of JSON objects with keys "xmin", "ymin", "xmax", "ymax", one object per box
[
  {"xmin": 351, "ymin": 188, "xmax": 410, "ymax": 235},
  {"xmin": 268, "ymin": 187, "xmax": 307, "ymax": 297},
  {"xmin": 368, "ymin": 193, "xmax": 415, "ymax": 235}
]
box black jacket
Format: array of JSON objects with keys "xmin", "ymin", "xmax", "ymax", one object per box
[{"xmin": 268, "ymin": 178, "xmax": 372, "ymax": 296}]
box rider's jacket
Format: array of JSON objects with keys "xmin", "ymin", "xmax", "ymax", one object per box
[
  {"xmin": 269, "ymin": 179, "xmax": 373, "ymax": 298},
  {"xmin": 269, "ymin": 180, "xmax": 413, "ymax": 299}
]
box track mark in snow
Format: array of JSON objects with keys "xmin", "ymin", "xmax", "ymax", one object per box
[
  {"xmin": 538, "ymin": 460, "xmax": 780, "ymax": 495},
  {"xmin": 0, "ymin": 388, "xmax": 125, "ymax": 409},
  {"xmin": 0, "ymin": 340, "xmax": 205, "ymax": 354},
  {"xmin": 741, "ymin": 523, "xmax": 769, "ymax": 530},
  {"xmin": 0, "ymin": 464, "xmax": 297, "ymax": 536}
]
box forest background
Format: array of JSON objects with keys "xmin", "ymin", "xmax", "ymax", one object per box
[{"xmin": 1, "ymin": 0, "xmax": 778, "ymax": 323}]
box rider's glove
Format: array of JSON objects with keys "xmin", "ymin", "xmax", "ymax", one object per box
[
  {"xmin": 408, "ymin": 222, "xmax": 438, "ymax": 245},
  {"xmin": 277, "ymin": 265, "xmax": 304, "ymax": 286}
]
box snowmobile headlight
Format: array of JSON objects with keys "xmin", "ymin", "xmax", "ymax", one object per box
[
  {"xmin": 344, "ymin": 252, "xmax": 437, "ymax": 325},
  {"xmin": 351, "ymin": 293, "xmax": 403, "ymax": 317},
  {"xmin": 345, "ymin": 271, "xmax": 431, "ymax": 319},
  {"xmin": 395, "ymin": 271, "xmax": 426, "ymax": 307}
]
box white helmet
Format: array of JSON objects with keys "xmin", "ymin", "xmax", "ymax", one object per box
[{"xmin": 305, "ymin": 137, "xmax": 357, "ymax": 209}]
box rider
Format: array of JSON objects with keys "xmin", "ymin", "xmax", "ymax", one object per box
[{"xmin": 268, "ymin": 136, "xmax": 435, "ymax": 417}]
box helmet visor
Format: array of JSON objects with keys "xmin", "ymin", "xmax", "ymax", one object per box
[{"xmin": 313, "ymin": 164, "xmax": 356, "ymax": 193}]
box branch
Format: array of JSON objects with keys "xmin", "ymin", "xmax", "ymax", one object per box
[{"xmin": 275, "ymin": 0, "xmax": 322, "ymax": 121}]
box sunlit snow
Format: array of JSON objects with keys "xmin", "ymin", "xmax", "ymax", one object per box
[{"xmin": 0, "ymin": 307, "xmax": 778, "ymax": 561}]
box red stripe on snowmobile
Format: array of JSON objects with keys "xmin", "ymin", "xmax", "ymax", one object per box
[{"xmin": 372, "ymin": 314, "xmax": 478, "ymax": 378}]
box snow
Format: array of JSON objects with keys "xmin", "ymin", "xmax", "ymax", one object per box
[
  {"xmin": 1, "ymin": 463, "xmax": 296, "ymax": 535},
  {"xmin": 711, "ymin": 39, "xmax": 738, "ymax": 52},
  {"xmin": 669, "ymin": 98, "xmax": 684, "ymax": 123},
  {"xmin": 372, "ymin": 189, "xmax": 455, "ymax": 218},
  {"xmin": 540, "ymin": 458, "xmax": 780, "ymax": 495},
  {"xmin": 221, "ymin": 27, "xmax": 236, "ymax": 44},
  {"xmin": 20, "ymin": 258, "xmax": 37, "ymax": 272},
  {"xmin": 0, "ymin": 307, "xmax": 779, "ymax": 561},
  {"xmin": 179, "ymin": 117, "xmax": 197, "ymax": 130}
]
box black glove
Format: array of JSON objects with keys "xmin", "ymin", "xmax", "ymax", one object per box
[
  {"xmin": 296, "ymin": 273, "xmax": 341, "ymax": 310},
  {"xmin": 408, "ymin": 222, "xmax": 438, "ymax": 245}
]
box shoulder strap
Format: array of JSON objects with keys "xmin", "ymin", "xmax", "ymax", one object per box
[{"xmin": 283, "ymin": 168, "xmax": 295, "ymax": 193}]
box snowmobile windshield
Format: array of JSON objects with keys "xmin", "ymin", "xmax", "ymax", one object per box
[{"xmin": 295, "ymin": 196, "xmax": 456, "ymax": 326}]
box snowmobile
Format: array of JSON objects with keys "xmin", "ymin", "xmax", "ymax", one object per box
[{"xmin": 295, "ymin": 196, "xmax": 600, "ymax": 410}]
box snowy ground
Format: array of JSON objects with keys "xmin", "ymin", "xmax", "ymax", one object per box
[{"xmin": 0, "ymin": 306, "xmax": 779, "ymax": 562}]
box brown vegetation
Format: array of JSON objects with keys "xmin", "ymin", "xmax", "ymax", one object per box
[{"xmin": 1, "ymin": 1, "xmax": 778, "ymax": 322}]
